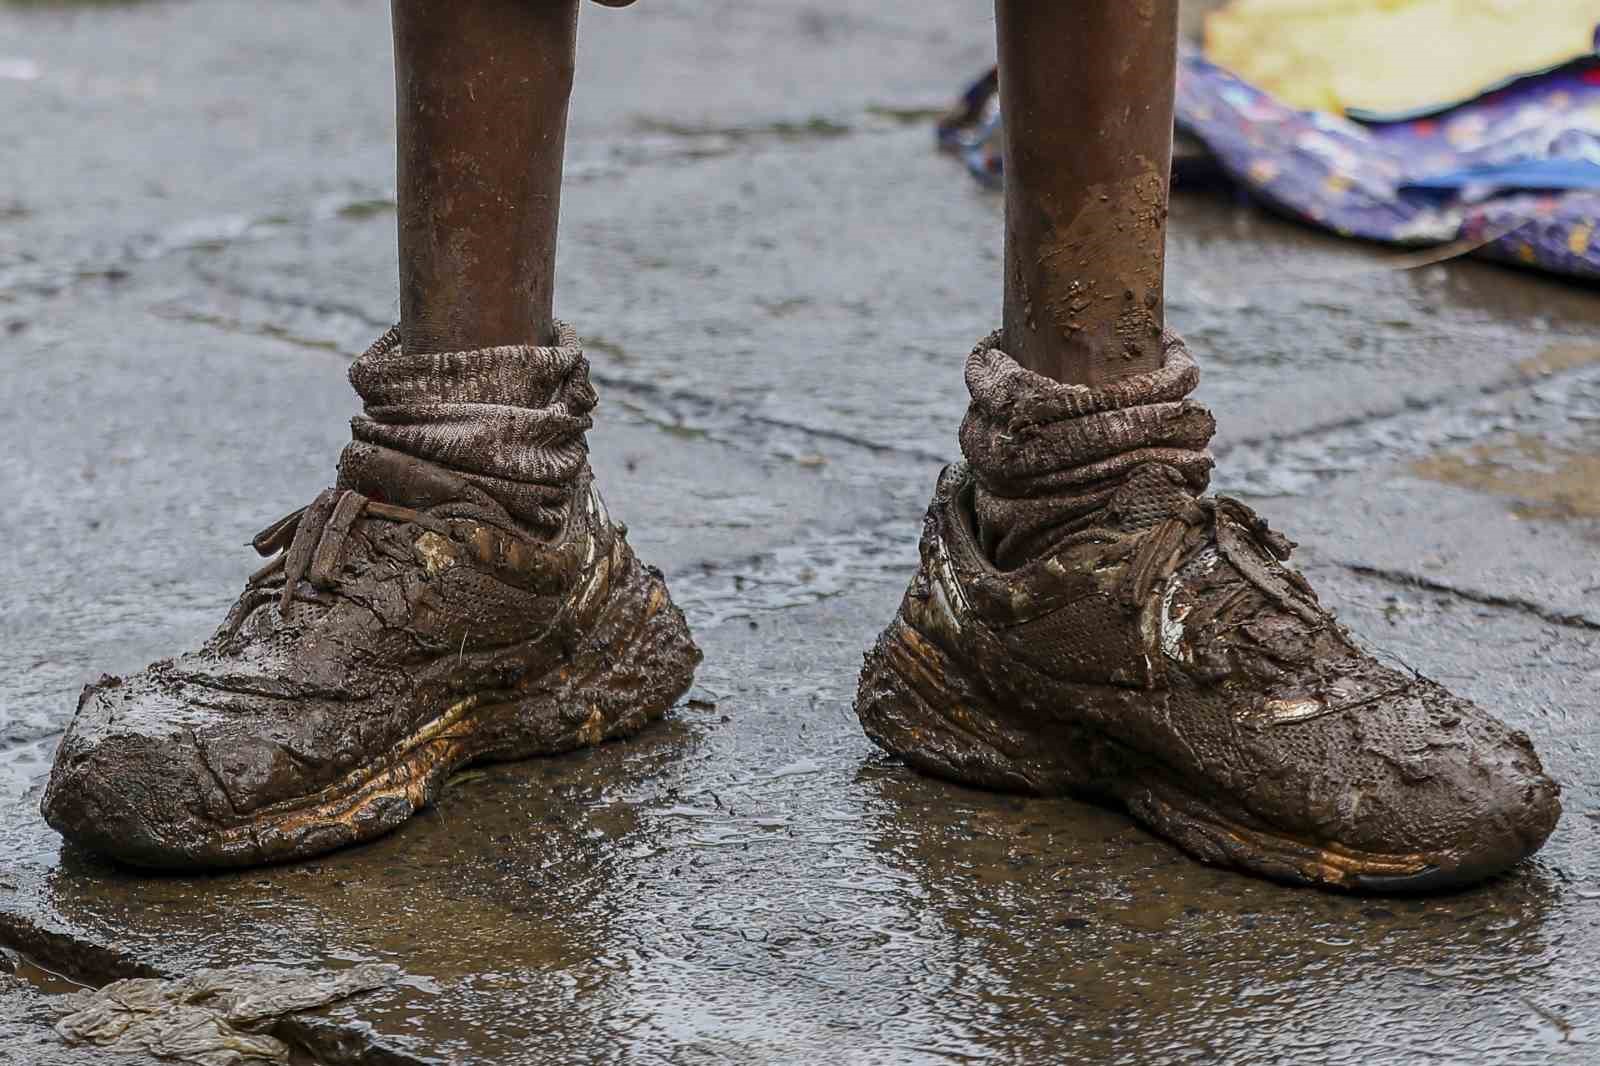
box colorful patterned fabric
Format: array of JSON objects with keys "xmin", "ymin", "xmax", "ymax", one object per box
[{"xmin": 938, "ymin": 46, "xmax": 1600, "ymax": 283}]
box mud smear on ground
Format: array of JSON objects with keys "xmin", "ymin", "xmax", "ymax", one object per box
[
  {"xmin": 631, "ymin": 115, "xmax": 854, "ymax": 144},
  {"xmin": 5, "ymin": 951, "xmax": 89, "ymax": 996},
  {"xmin": 1516, "ymin": 343, "xmax": 1600, "ymax": 381},
  {"xmin": 1215, "ymin": 343, "xmax": 1600, "ymax": 498},
  {"xmin": 1414, "ymin": 431, "xmax": 1600, "ymax": 521}
]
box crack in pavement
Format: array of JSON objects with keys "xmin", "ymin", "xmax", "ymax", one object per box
[
  {"xmin": 111, "ymin": 282, "xmax": 1600, "ymax": 633},
  {"xmin": 161, "ymin": 278, "xmax": 950, "ymax": 470},
  {"xmin": 178, "ymin": 274, "xmax": 1600, "ymax": 508},
  {"xmin": 1335, "ymin": 563, "xmax": 1600, "ymax": 633},
  {"xmin": 1214, "ymin": 359, "xmax": 1600, "ymax": 497},
  {"xmin": 591, "ymin": 369, "xmax": 946, "ymax": 465},
  {"xmin": 149, "ymin": 304, "xmax": 349, "ymax": 356},
  {"xmin": 1216, "ymin": 351, "xmax": 1600, "ymax": 458}
]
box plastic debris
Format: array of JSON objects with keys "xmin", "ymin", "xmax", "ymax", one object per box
[{"xmin": 52, "ymin": 963, "xmax": 395, "ymax": 1066}]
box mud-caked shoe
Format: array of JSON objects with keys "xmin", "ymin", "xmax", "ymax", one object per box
[
  {"xmin": 43, "ymin": 323, "xmax": 700, "ymax": 869},
  {"xmin": 856, "ymin": 331, "xmax": 1560, "ymax": 892}
]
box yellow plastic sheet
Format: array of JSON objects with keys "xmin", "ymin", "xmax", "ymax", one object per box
[{"xmin": 1205, "ymin": 0, "xmax": 1600, "ymax": 115}]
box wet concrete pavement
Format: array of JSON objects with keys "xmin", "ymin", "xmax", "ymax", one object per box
[{"xmin": 2, "ymin": 1, "xmax": 1598, "ymax": 1062}]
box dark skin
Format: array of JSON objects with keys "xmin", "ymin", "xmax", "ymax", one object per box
[
  {"xmin": 392, "ymin": 0, "xmax": 583, "ymax": 354},
  {"xmin": 997, "ymin": 0, "xmax": 1178, "ymax": 387},
  {"xmin": 391, "ymin": 0, "xmax": 1179, "ymax": 388}
]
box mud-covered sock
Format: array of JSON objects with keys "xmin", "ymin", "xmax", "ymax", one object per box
[
  {"xmin": 958, "ymin": 330, "xmax": 1218, "ymax": 569},
  {"xmin": 340, "ymin": 321, "xmax": 598, "ymax": 534}
]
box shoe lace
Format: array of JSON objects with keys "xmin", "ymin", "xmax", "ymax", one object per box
[
  {"xmin": 245, "ymin": 488, "xmax": 429, "ymax": 616},
  {"xmin": 1118, "ymin": 495, "xmax": 1324, "ymax": 629}
]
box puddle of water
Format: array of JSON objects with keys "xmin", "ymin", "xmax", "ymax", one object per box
[
  {"xmin": 0, "ymin": 735, "xmax": 56, "ymax": 809},
  {"xmin": 1413, "ymin": 433, "xmax": 1600, "ymax": 520}
]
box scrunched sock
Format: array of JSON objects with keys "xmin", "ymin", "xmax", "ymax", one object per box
[
  {"xmin": 343, "ymin": 321, "xmax": 597, "ymax": 533},
  {"xmin": 959, "ymin": 330, "xmax": 1217, "ymax": 568}
]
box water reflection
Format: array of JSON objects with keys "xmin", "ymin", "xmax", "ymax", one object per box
[
  {"xmin": 857, "ymin": 763, "xmax": 1584, "ymax": 1064},
  {"xmin": 40, "ymin": 716, "xmax": 704, "ymax": 1061}
]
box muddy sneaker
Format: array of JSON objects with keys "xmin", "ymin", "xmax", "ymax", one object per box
[
  {"xmin": 42, "ymin": 323, "xmax": 700, "ymax": 869},
  {"xmin": 856, "ymin": 331, "xmax": 1560, "ymax": 891}
]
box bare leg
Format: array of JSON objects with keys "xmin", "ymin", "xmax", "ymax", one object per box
[
  {"xmin": 996, "ymin": 1, "xmax": 1178, "ymax": 386},
  {"xmin": 392, "ymin": 0, "xmax": 578, "ymax": 353}
]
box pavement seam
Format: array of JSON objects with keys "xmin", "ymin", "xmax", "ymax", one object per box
[
  {"xmin": 1214, "ymin": 359, "xmax": 1600, "ymax": 459},
  {"xmin": 170, "ymin": 276, "xmax": 953, "ymax": 467},
  {"xmin": 1336, "ymin": 562, "xmax": 1600, "ymax": 632},
  {"xmin": 187, "ymin": 273, "xmax": 1600, "ymax": 491}
]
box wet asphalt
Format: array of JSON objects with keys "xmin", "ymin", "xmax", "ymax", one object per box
[{"xmin": 2, "ymin": 1, "xmax": 1599, "ymax": 1063}]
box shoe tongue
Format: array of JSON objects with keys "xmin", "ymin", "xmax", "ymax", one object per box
[
  {"xmin": 336, "ymin": 442, "xmax": 502, "ymax": 513},
  {"xmin": 1104, "ymin": 463, "xmax": 1199, "ymax": 533}
]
